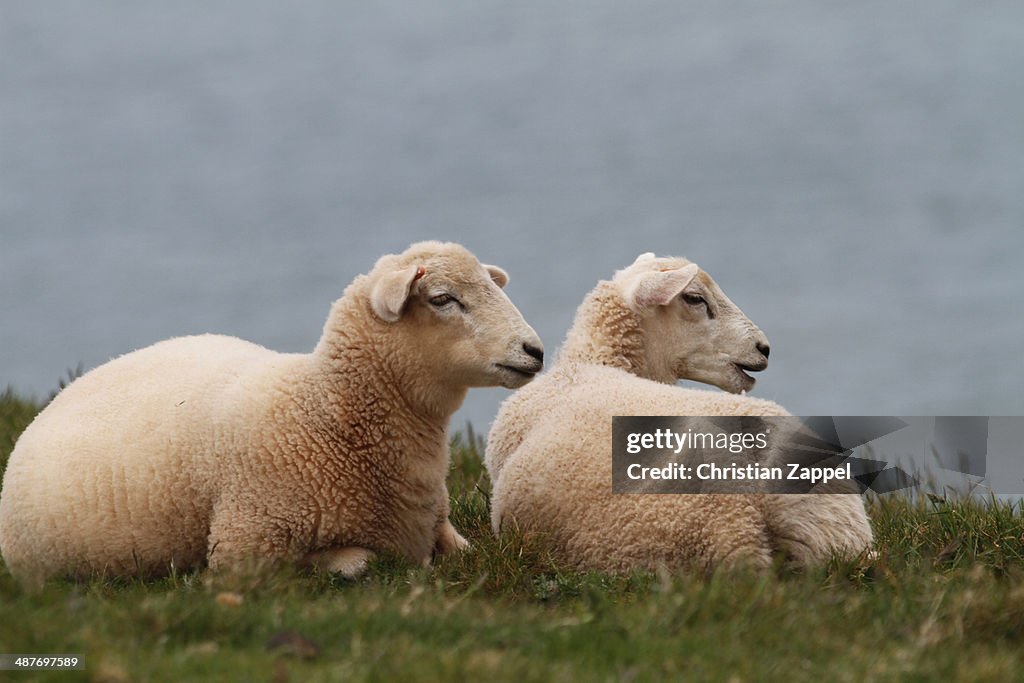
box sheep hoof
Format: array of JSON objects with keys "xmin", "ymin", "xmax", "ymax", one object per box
[{"xmin": 304, "ymin": 547, "xmax": 375, "ymax": 578}]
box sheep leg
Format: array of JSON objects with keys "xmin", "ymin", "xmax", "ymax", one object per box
[
  {"xmin": 434, "ymin": 518, "xmax": 470, "ymax": 554},
  {"xmin": 303, "ymin": 547, "xmax": 376, "ymax": 578},
  {"xmin": 206, "ymin": 505, "xmax": 302, "ymax": 573},
  {"xmin": 756, "ymin": 494, "xmax": 874, "ymax": 567},
  {"xmin": 429, "ymin": 484, "xmax": 469, "ymax": 556}
]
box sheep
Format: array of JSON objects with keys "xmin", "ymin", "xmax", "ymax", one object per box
[
  {"xmin": 485, "ymin": 253, "xmax": 873, "ymax": 572},
  {"xmin": 0, "ymin": 241, "xmax": 544, "ymax": 584}
]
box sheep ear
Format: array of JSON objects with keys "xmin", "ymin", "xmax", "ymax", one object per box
[
  {"xmin": 484, "ymin": 264, "xmax": 509, "ymax": 288},
  {"xmin": 370, "ymin": 265, "xmax": 425, "ymax": 322},
  {"xmin": 625, "ymin": 263, "xmax": 699, "ymax": 310}
]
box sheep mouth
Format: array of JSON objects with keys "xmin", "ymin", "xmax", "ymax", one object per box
[
  {"xmin": 496, "ymin": 363, "xmax": 539, "ymax": 380},
  {"xmin": 731, "ymin": 362, "xmax": 765, "ymax": 388}
]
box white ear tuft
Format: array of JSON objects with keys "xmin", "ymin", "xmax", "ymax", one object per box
[
  {"xmin": 484, "ymin": 264, "xmax": 509, "ymax": 289},
  {"xmin": 631, "ymin": 252, "xmax": 657, "ymax": 265},
  {"xmin": 624, "ymin": 263, "xmax": 699, "ymax": 310},
  {"xmin": 370, "ymin": 265, "xmax": 424, "ymax": 322}
]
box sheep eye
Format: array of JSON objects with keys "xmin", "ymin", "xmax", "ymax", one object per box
[
  {"xmin": 682, "ymin": 293, "xmax": 714, "ymax": 318},
  {"xmin": 429, "ymin": 294, "xmax": 457, "ymax": 307}
]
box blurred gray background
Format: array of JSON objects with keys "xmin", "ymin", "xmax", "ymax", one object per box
[{"xmin": 2, "ymin": 1, "xmax": 1022, "ymax": 431}]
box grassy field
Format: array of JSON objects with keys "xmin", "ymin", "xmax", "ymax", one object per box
[{"xmin": 2, "ymin": 390, "xmax": 1024, "ymax": 682}]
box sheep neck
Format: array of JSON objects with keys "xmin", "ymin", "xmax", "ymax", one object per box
[
  {"xmin": 557, "ymin": 282, "xmax": 671, "ymax": 383},
  {"xmin": 313, "ymin": 294, "xmax": 467, "ymax": 433}
]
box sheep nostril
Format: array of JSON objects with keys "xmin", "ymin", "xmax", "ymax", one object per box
[
  {"xmin": 523, "ymin": 343, "xmax": 544, "ymax": 363},
  {"xmin": 756, "ymin": 342, "xmax": 770, "ymax": 359}
]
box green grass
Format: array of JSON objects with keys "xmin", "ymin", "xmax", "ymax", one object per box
[
  {"xmin": 0, "ymin": 389, "xmax": 41, "ymax": 475},
  {"xmin": 2, "ymin": 393, "xmax": 1024, "ymax": 681}
]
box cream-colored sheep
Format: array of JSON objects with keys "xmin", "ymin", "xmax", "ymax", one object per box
[
  {"xmin": 0, "ymin": 241, "xmax": 544, "ymax": 584},
  {"xmin": 486, "ymin": 253, "xmax": 872, "ymax": 572}
]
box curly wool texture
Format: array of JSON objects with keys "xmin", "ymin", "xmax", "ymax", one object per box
[
  {"xmin": 486, "ymin": 267, "xmax": 873, "ymax": 572},
  {"xmin": 558, "ymin": 281, "xmax": 649, "ymax": 377},
  {"xmin": 0, "ymin": 242, "xmax": 533, "ymax": 583}
]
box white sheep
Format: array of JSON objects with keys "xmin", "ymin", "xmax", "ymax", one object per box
[
  {"xmin": 0, "ymin": 241, "xmax": 544, "ymax": 584},
  {"xmin": 486, "ymin": 253, "xmax": 873, "ymax": 572}
]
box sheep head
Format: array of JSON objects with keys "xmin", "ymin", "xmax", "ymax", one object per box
[
  {"xmin": 614, "ymin": 252, "xmax": 771, "ymax": 393},
  {"xmin": 368, "ymin": 241, "xmax": 544, "ymax": 391}
]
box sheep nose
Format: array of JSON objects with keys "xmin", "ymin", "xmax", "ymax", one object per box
[
  {"xmin": 756, "ymin": 342, "xmax": 771, "ymax": 359},
  {"xmin": 523, "ymin": 343, "xmax": 544, "ymax": 363}
]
